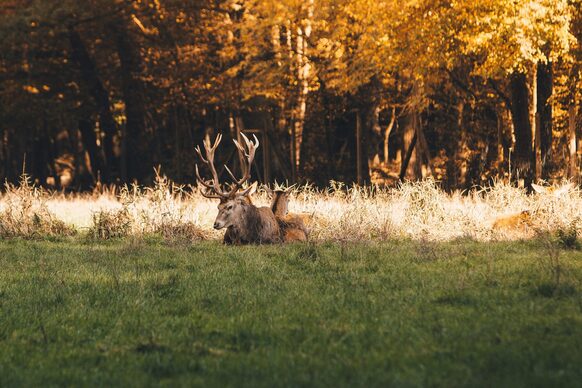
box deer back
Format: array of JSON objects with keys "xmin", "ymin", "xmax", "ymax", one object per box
[{"xmin": 277, "ymin": 214, "xmax": 309, "ymax": 242}]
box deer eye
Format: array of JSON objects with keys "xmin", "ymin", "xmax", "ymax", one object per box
[{"xmin": 227, "ymin": 205, "xmax": 233, "ymax": 211}]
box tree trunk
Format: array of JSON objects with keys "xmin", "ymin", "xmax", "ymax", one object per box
[
  {"xmin": 497, "ymin": 110, "xmax": 504, "ymax": 165},
  {"xmin": 111, "ymin": 21, "xmax": 151, "ymax": 183},
  {"xmin": 416, "ymin": 121, "xmax": 433, "ymax": 178},
  {"xmin": 399, "ymin": 117, "xmax": 418, "ymax": 181},
  {"xmin": 509, "ymin": 72, "xmax": 533, "ymax": 185},
  {"xmin": 298, "ymin": 85, "xmax": 335, "ymax": 186},
  {"xmin": 68, "ymin": 125, "xmax": 93, "ymax": 190},
  {"xmin": 384, "ymin": 107, "xmax": 396, "ymax": 165},
  {"xmin": 78, "ymin": 118, "xmax": 105, "ymax": 183},
  {"xmin": 369, "ymin": 106, "xmax": 382, "ymax": 163},
  {"xmin": 537, "ymin": 61, "xmax": 553, "ymax": 176},
  {"xmin": 352, "ymin": 76, "xmax": 383, "ymax": 184},
  {"xmin": 0, "ymin": 126, "xmax": 4, "ymax": 183},
  {"xmin": 529, "ymin": 65, "xmax": 541, "ymax": 182},
  {"xmin": 31, "ymin": 120, "xmax": 51, "ymax": 186},
  {"xmin": 446, "ymin": 101, "xmax": 465, "ymax": 190},
  {"xmin": 399, "ymin": 112, "xmax": 421, "ymax": 180},
  {"xmin": 68, "ymin": 27, "xmax": 116, "ymax": 182},
  {"xmin": 46, "ymin": 124, "xmax": 60, "ymax": 189},
  {"xmin": 292, "ymin": 0, "xmax": 314, "ymax": 176},
  {"xmin": 569, "ymin": 106, "xmax": 579, "ymax": 179},
  {"xmin": 355, "ymin": 111, "xmax": 361, "ymax": 184}
]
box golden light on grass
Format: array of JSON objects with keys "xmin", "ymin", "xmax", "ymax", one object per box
[{"xmin": 0, "ymin": 176, "xmax": 580, "ymax": 242}]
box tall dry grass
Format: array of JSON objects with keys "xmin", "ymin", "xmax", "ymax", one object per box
[
  {"xmin": 0, "ymin": 175, "xmax": 580, "ymax": 242},
  {"xmin": 0, "ymin": 175, "xmax": 75, "ymax": 239}
]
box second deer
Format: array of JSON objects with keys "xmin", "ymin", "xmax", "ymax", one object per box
[{"xmin": 269, "ymin": 188, "xmax": 310, "ymax": 242}]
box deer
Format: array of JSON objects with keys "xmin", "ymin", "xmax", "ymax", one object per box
[
  {"xmin": 491, "ymin": 182, "xmax": 577, "ymax": 233},
  {"xmin": 492, "ymin": 210, "xmax": 532, "ymax": 231},
  {"xmin": 195, "ymin": 133, "xmax": 280, "ymax": 244},
  {"xmin": 269, "ymin": 188, "xmax": 310, "ymax": 242}
]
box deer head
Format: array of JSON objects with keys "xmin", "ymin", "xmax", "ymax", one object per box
[
  {"xmin": 195, "ymin": 133, "xmax": 260, "ymax": 230},
  {"xmin": 268, "ymin": 186, "xmax": 294, "ymax": 217}
]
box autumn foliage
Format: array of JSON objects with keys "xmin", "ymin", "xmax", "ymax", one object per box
[{"xmin": 0, "ymin": 0, "xmax": 580, "ymax": 189}]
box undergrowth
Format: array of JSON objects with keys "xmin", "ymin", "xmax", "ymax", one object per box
[
  {"xmin": 0, "ymin": 174, "xmax": 580, "ymax": 242},
  {"xmin": 86, "ymin": 170, "xmax": 207, "ymax": 242}
]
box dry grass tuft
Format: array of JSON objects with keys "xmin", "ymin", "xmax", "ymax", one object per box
[
  {"xmin": 88, "ymin": 208, "xmax": 132, "ymax": 240},
  {"xmin": 154, "ymin": 222, "xmax": 207, "ymax": 243},
  {"xmin": 87, "ymin": 170, "xmax": 208, "ymax": 241},
  {"xmin": 0, "ymin": 175, "xmax": 75, "ymax": 239}
]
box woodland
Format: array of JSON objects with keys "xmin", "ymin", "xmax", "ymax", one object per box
[{"xmin": 0, "ymin": 0, "xmax": 581, "ymax": 190}]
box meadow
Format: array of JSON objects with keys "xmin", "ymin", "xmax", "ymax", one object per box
[
  {"xmin": 1, "ymin": 177, "xmax": 582, "ymax": 386},
  {"xmin": 1, "ymin": 238, "xmax": 582, "ymax": 387}
]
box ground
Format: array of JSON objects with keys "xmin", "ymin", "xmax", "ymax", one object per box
[{"xmin": 1, "ymin": 238, "xmax": 582, "ymax": 387}]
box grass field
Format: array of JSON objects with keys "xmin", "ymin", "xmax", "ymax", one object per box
[{"xmin": 1, "ymin": 238, "xmax": 582, "ymax": 387}]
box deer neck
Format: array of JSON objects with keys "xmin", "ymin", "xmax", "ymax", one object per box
[{"xmin": 234, "ymin": 202, "xmax": 262, "ymax": 240}]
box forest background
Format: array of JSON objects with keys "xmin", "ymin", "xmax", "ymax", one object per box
[{"xmin": 0, "ymin": 0, "xmax": 581, "ymax": 191}]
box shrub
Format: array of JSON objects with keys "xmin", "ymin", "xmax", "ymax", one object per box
[{"xmin": 556, "ymin": 220, "xmax": 579, "ymax": 249}]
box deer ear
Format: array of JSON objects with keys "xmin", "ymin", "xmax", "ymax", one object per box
[{"xmin": 239, "ymin": 181, "xmax": 258, "ymax": 197}]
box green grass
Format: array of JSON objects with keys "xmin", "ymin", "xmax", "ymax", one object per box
[{"xmin": 1, "ymin": 238, "xmax": 582, "ymax": 387}]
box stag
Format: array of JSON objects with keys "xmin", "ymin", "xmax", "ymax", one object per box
[
  {"xmin": 269, "ymin": 188, "xmax": 309, "ymax": 242},
  {"xmin": 195, "ymin": 133, "xmax": 280, "ymax": 244}
]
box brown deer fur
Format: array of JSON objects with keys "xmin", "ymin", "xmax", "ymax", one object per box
[
  {"xmin": 219, "ymin": 194, "xmax": 281, "ymax": 244},
  {"xmin": 270, "ymin": 190, "xmax": 289, "ymax": 217},
  {"xmin": 492, "ymin": 210, "xmax": 531, "ymax": 231},
  {"xmin": 270, "ymin": 189, "xmax": 309, "ymax": 242}
]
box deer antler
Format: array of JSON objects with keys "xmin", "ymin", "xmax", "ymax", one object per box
[
  {"xmin": 195, "ymin": 134, "xmax": 230, "ymax": 199},
  {"xmin": 226, "ymin": 132, "xmax": 259, "ymax": 196},
  {"xmin": 195, "ymin": 132, "xmax": 259, "ymax": 198}
]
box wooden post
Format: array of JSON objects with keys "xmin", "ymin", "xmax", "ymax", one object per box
[
  {"xmin": 569, "ymin": 105, "xmax": 579, "ymax": 179},
  {"xmin": 356, "ymin": 110, "xmax": 362, "ymax": 185}
]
